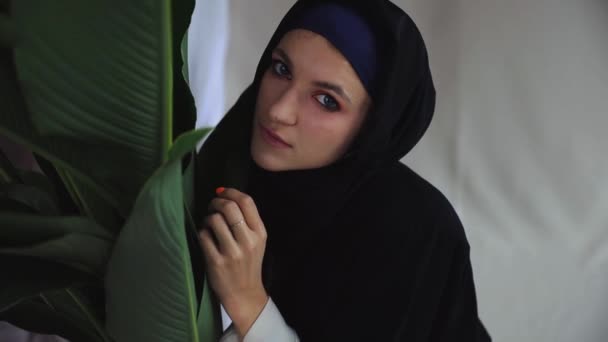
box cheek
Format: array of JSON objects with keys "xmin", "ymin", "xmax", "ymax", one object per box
[{"xmin": 301, "ymin": 112, "xmax": 354, "ymax": 149}]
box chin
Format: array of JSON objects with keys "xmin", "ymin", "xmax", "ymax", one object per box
[{"xmin": 250, "ymin": 147, "xmax": 290, "ymax": 172}]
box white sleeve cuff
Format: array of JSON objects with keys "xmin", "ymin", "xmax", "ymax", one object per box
[
  {"xmin": 219, "ymin": 298, "xmax": 299, "ymax": 342},
  {"xmin": 219, "ymin": 325, "xmax": 239, "ymax": 342}
]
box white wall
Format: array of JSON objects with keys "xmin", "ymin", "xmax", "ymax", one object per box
[{"xmin": 224, "ymin": 1, "xmax": 608, "ymax": 341}]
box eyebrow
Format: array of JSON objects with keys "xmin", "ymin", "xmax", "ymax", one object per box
[{"xmin": 273, "ymin": 47, "xmax": 353, "ymax": 105}]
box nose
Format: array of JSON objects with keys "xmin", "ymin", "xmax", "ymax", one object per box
[{"xmin": 268, "ymin": 85, "xmax": 298, "ymax": 126}]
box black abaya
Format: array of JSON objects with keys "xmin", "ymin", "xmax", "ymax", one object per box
[{"xmin": 194, "ymin": 0, "xmax": 491, "ymax": 340}]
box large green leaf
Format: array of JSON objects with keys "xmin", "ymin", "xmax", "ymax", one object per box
[
  {"xmin": 1, "ymin": 287, "xmax": 110, "ymax": 342},
  {"xmin": 105, "ymin": 160, "xmax": 199, "ymax": 341},
  {"xmin": 181, "ymin": 29, "xmax": 190, "ymax": 86},
  {"xmin": 0, "ymin": 0, "xmax": 178, "ymax": 214},
  {"xmin": 42, "ymin": 287, "xmax": 111, "ymax": 342},
  {"xmin": 0, "ymin": 183, "xmax": 60, "ymax": 215},
  {"xmin": 0, "ymin": 38, "xmax": 132, "ymax": 216},
  {"xmin": 169, "ymin": 127, "xmax": 213, "ymax": 163},
  {"xmin": 0, "ymin": 214, "xmax": 114, "ymax": 276},
  {"xmin": 198, "ymin": 278, "xmax": 222, "ymax": 342},
  {"xmin": 13, "ymin": 0, "xmax": 173, "ymax": 158},
  {"xmin": 0, "ymin": 255, "xmax": 94, "ymax": 312},
  {"xmin": 105, "ymin": 128, "xmax": 217, "ymax": 341},
  {"xmin": 182, "ymin": 154, "xmax": 221, "ymax": 341},
  {"xmin": 0, "ymin": 148, "xmax": 20, "ymax": 183},
  {"xmin": 17, "ymin": 169, "xmax": 59, "ymax": 202},
  {"xmin": 53, "ymin": 166, "xmax": 123, "ymax": 233}
]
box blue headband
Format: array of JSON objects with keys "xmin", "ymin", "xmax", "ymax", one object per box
[{"xmin": 283, "ymin": 3, "xmax": 379, "ymax": 98}]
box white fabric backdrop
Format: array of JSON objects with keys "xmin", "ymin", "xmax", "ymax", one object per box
[
  {"xmin": 218, "ymin": 1, "xmax": 608, "ymax": 341},
  {"xmin": 187, "ymin": 0, "xmax": 228, "ymax": 130}
]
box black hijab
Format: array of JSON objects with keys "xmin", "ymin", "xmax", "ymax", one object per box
[{"xmin": 195, "ymin": 0, "xmax": 490, "ymax": 340}]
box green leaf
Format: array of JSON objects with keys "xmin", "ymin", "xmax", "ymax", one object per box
[
  {"xmin": 1, "ymin": 0, "xmax": 179, "ymax": 214},
  {"xmin": 105, "ymin": 160, "xmax": 200, "ymax": 342},
  {"xmin": 0, "ymin": 288, "xmax": 109, "ymax": 342},
  {"xmin": 42, "ymin": 287, "xmax": 111, "ymax": 342},
  {"xmin": 198, "ymin": 278, "xmax": 222, "ymax": 342},
  {"xmin": 54, "ymin": 166, "xmax": 123, "ymax": 233},
  {"xmin": 17, "ymin": 170, "xmax": 58, "ymax": 200},
  {"xmin": 181, "ymin": 29, "xmax": 189, "ymax": 85},
  {"xmin": 0, "ymin": 54, "xmax": 133, "ymax": 215},
  {"xmin": 0, "ymin": 214, "xmax": 114, "ymax": 276},
  {"xmin": 106, "ymin": 127, "xmax": 214, "ymax": 341},
  {"xmin": 0, "ymin": 147, "xmax": 20, "ymax": 184},
  {"xmin": 0, "ymin": 183, "xmax": 60, "ymax": 215},
  {"xmin": 168, "ymin": 128, "xmax": 213, "ymax": 163},
  {"xmin": 0, "ymin": 254, "xmax": 94, "ymax": 312},
  {"xmin": 183, "ymin": 160, "xmax": 210, "ymax": 334},
  {"xmin": 13, "ymin": 0, "xmax": 173, "ymax": 156}
]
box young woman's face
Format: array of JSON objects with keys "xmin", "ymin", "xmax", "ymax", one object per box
[{"xmin": 251, "ymin": 29, "xmax": 371, "ymax": 171}]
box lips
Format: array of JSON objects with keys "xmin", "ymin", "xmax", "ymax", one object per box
[{"xmin": 259, "ymin": 124, "xmax": 292, "ymax": 147}]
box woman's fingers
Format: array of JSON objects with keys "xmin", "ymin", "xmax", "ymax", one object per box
[
  {"xmin": 216, "ymin": 188, "xmax": 266, "ymax": 236},
  {"xmin": 199, "ymin": 229, "xmax": 221, "ymax": 262},
  {"xmin": 208, "ymin": 197, "xmax": 242, "ymax": 220},
  {"xmin": 201, "ymin": 187, "xmax": 266, "ymax": 263},
  {"xmin": 208, "ymin": 197, "xmax": 253, "ymax": 244},
  {"xmin": 205, "ymin": 213, "xmax": 240, "ymax": 256}
]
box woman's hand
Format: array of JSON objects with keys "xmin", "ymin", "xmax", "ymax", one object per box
[{"xmin": 199, "ymin": 187, "xmax": 269, "ymax": 339}]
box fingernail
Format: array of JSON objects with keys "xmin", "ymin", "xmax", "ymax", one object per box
[{"xmin": 215, "ymin": 187, "xmax": 226, "ymax": 195}]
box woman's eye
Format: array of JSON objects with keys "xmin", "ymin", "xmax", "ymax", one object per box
[
  {"xmin": 271, "ymin": 60, "xmax": 290, "ymax": 78},
  {"xmin": 314, "ymin": 94, "xmax": 340, "ymax": 112}
]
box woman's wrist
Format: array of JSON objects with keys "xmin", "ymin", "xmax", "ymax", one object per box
[{"xmin": 223, "ymin": 289, "xmax": 269, "ymax": 339}]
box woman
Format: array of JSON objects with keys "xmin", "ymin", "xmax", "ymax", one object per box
[{"xmin": 194, "ymin": 0, "xmax": 491, "ymax": 340}]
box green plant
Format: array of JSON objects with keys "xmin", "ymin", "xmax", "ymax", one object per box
[{"xmin": 0, "ymin": 0, "xmax": 221, "ymax": 340}]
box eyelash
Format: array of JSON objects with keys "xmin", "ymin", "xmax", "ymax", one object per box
[
  {"xmin": 270, "ymin": 59, "xmax": 341, "ymax": 113},
  {"xmin": 313, "ymin": 94, "xmax": 340, "ymax": 112},
  {"xmin": 271, "ymin": 59, "xmax": 291, "ymax": 79}
]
